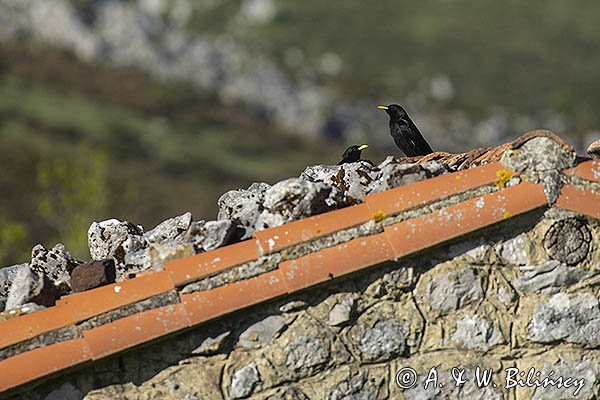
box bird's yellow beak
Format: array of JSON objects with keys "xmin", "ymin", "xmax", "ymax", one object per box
[
  {"xmin": 358, "ymin": 144, "xmax": 369, "ymax": 150},
  {"xmin": 377, "ymin": 105, "xmax": 388, "ymax": 110}
]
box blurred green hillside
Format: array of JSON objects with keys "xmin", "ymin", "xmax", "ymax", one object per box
[{"xmin": 0, "ymin": 42, "xmax": 347, "ymax": 266}]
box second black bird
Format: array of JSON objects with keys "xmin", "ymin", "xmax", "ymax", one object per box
[
  {"xmin": 338, "ymin": 144, "xmax": 369, "ymax": 164},
  {"xmin": 378, "ymin": 104, "xmax": 433, "ymax": 157}
]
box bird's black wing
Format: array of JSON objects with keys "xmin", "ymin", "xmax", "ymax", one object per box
[{"xmin": 404, "ymin": 118, "xmax": 433, "ymax": 155}]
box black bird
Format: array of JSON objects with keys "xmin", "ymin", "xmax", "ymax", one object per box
[
  {"xmin": 338, "ymin": 144, "xmax": 369, "ymax": 164},
  {"xmin": 377, "ymin": 104, "xmax": 433, "ymax": 157}
]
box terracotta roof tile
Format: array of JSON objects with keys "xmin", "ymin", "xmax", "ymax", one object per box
[
  {"xmin": 165, "ymin": 239, "xmax": 259, "ymax": 286},
  {"xmin": 181, "ymin": 270, "xmax": 287, "ymax": 325},
  {"xmin": 384, "ymin": 181, "xmax": 547, "ymax": 258},
  {"xmin": 254, "ymin": 203, "xmax": 372, "ymax": 254},
  {"xmin": 57, "ymin": 271, "xmax": 173, "ymax": 322},
  {"xmin": 0, "ymin": 338, "xmax": 91, "ymax": 392},
  {"xmin": 0, "ymin": 305, "xmax": 75, "ymax": 350},
  {"xmin": 279, "ymin": 233, "xmax": 394, "ymax": 292},
  {"xmin": 564, "ymin": 160, "xmax": 600, "ymax": 183},
  {"xmin": 364, "ymin": 162, "xmax": 509, "ymax": 216},
  {"xmin": 82, "ymin": 303, "xmax": 190, "ymax": 360},
  {"xmin": 555, "ymin": 184, "xmax": 600, "ymax": 220}
]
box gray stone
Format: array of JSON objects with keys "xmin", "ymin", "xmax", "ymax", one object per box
[
  {"xmin": 256, "ymin": 178, "xmax": 347, "ymax": 232},
  {"xmin": 122, "ymin": 247, "xmax": 152, "ymax": 275},
  {"xmin": 0, "ymin": 263, "xmax": 29, "ymax": 300},
  {"xmin": 543, "ymin": 218, "xmax": 591, "ymax": 265},
  {"xmin": 450, "ymin": 314, "xmax": 502, "ymax": 351},
  {"xmin": 87, "ymin": 218, "xmax": 145, "ymax": 261},
  {"xmin": 217, "ymin": 188, "xmax": 263, "ymax": 240},
  {"xmin": 328, "ymin": 298, "xmax": 355, "ymax": 326},
  {"xmin": 230, "ymin": 363, "xmax": 261, "ymax": 399},
  {"xmin": 300, "ymin": 161, "xmax": 378, "ymax": 200},
  {"xmin": 285, "ymin": 336, "xmax": 329, "ymax": 372},
  {"xmin": 426, "ymin": 269, "xmax": 484, "ymax": 316},
  {"xmin": 358, "ymin": 319, "xmax": 408, "ymax": 361},
  {"xmin": 532, "ymin": 360, "xmax": 596, "ymax": 400},
  {"xmin": 5, "ymin": 266, "xmax": 59, "ymax": 310},
  {"xmin": 513, "ymin": 260, "xmax": 594, "ymax": 295},
  {"xmin": 147, "ymin": 241, "xmax": 196, "ymax": 272},
  {"xmin": 368, "ymin": 161, "xmax": 448, "ymax": 194},
  {"xmin": 191, "ymin": 331, "xmax": 232, "ymax": 355},
  {"xmin": 404, "ymin": 369, "xmax": 503, "ymax": 400},
  {"xmin": 327, "ymin": 373, "xmax": 377, "ymax": 400},
  {"xmin": 528, "ymin": 293, "xmax": 600, "ymax": 345},
  {"xmin": 144, "ymin": 212, "xmax": 192, "ymax": 243},
  {"xmin": 494, "ymin": 233, "xmax": 529, "ymax": 265},
  {"xmin": 279, "ymin": 300, "xmax": 308, "ymax": 313},
  {"xmin": 200, "ymin": 220, "xmax": 236, "ymax": 251},
  {"xmin": 501, "ymin": 135, "xmax": 576, "ymax": 204},
  {"xmin": 45, "ymin": 382, "xmax": 83, "ymax": 400},
  {"xmin": 239, "ymin": 315, "xmax": 287, "ymax": 349},
  {"xmin": 449, "ymin": 239, "xmax": 493, "ymax": 264},
  {"xmin": 30, "ymin": 243, "xmax": 81, "ymax": 285}
]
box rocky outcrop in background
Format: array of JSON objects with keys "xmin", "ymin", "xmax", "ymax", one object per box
[{"xmin": 0, "ymin": 0, "xmax": 585, "ymax": 151}]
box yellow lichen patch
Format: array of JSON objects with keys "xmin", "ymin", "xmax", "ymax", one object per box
[
  {"xmin": 494, "ymin": 169, "xmax": 512, "ymax": 188},
  {"xmin": 372, "ymin": 210, "xmax": 386, "ymax": 223},
  {"xmin": 455, "ymin": 175, "xmax": 461, "ymax": 180},
  {"xmin": 503, "ymin": 211, "xmax": 512, "ymax": 219}
]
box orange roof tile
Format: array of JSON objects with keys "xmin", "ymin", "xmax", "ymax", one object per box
[
  {"xmin": 555, "ymin": 184, "xmax": 600, "ymax": 220},
  {"xmin": 364, "ymin": 162, "xmax": 510, "ymax": 216},
  {"xmin": 83, "ymin": 303, "xmax": 190, "ymax": 360},
  {"xmin": 564, "ymin": 160, "xmax": 600, "ymax": 183},
  {"xmin": 181, "ymin": 270, "xmax": 288, "ymax": 326},
  {"xmin": 57, "ymin": 271, "xmax": 173, "ymax": 322},
  {"xmin": 254, "ymin": 203, "xmax": 372, "ymax": 254},
  {"xmin": 0, "ymin": 305, "xmax": 75, "ymax": 351},
  {"xmin": 165, "ymin": 239, "xmax": 259, "ymax": 286},
  {"xmin": 0, "ymin": 338, "xmax": 91, "ymax": 392},
  {"xmin": 384, "ymin": 181, "xmax": 547, "ymax": 258}
]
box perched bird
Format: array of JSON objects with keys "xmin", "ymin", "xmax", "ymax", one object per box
[
  {"xmin": 338, "ymin": 144, "xmax": 369, "ymax": 164},
  {"xmin": 377, "ymin": 104, "xmax": 433, "ymax": 157}
]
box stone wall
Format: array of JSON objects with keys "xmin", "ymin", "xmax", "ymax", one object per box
[{"xmin": 15, "ymin": 205, "xmax": 600, "ymax": 400}]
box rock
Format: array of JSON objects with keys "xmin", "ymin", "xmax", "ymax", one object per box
[
  {"xmin": 239, "ymin": 315, "xmax": 287, "ymax": 349},
  {"xmin": 88, "ymin": 218, "xmax": 145, "ymax": 261},
  {"xmin": 256, "ymin": 178, "xmax": 347, "ymax": 232},
  {"xmin": 501, "ymin": 135, "xmax": 577, "ymax": 203},
  {"xmin": 450, "ymin": 314, "xmax": 502, "ymax": 351},
  {"xmin": 513, "ymin": 260, "xmax": 593, "ymax": 295},
  {"xmin": 528, "ymin": 293, "xmax": 600, "ymax": 345},
  {"xmin": 543, "ymin": 218, "xmax": 591, "ymax": 265},
  {"xmin": 586, "ymin": 139, "xmax": 600, "ymax": 160},
  {"xmin": 532, "ymin": 360, "xmax": 597, "ymax": 400},
  {"xmin": 217, "ymin": 187, "xmax": 264, "ymax": 240},
  {"xmin": 327, "ymin": 373, "xmax": 378, "ymax": 400},
  {"xmin": 368, "ymin": 161, "xmax": 448, "ymax": 194},
  {"xmin": 70, "ymin": 259, "xmax": 116, "ymax": 292},
  {"xmin": 425, "ymin": 269, "xmax": 484, "ymax": 316},
  {"xmin": 230, "ymin": 363, "xmax": 261, "ymax": 399},
  {"xmin": 0, "ymin": 263, "xmax": 29, "ymax": 300},
  {"xmin": 357, "ymin": 319, "xmax": 408, "ymax": 361},
  {"xmin": 300, "ymin": 161, "xmax": 378, "ymax": 200},
  {"xmin": 279, "ymin": 300, "xmax": 308, "ymax": 313},
  {"xmin": 122, "ymin": 248, "xmax": 153, "ymax": 275},
  {"xmin": 30, "ymin": 243, "xmax": 81, "ymax": 285},
  {"xmin": 495, "ymin": 233, "xmax": 529, "ymax": 266},
  {"xmin": 185, "ymin": 219, "xmax": 237, "ymax": 252},
  {"xmin": 449, "ymin": 239, "xmax": 493, "ymax": 264},
  {"xmin": 45, "ymin": 382, "xmax": 83, "ymax": 400},
  {"xmin": 285, "ymin": 336, "xmax": 329, "ymax": 372},
  {"xmin": 148, "ymin": 242, "xmax": 196, "ymax": 271},
  {"xmin": 327, "ymin": 297, "xmax": 355, "ymax": 326},
  {"xmin": 403, "ymin": 369, "xmax": 503, "ymax": 399},
  {"xmin": 5, "ymin": 266, "xmax": 60, "ymax": 310},
  {"xmin": 144, "ymin": 212, "xmax": 192, "ymax": 243},
  {"xmin": 191, "ymin": 330, "xmax": 232, "ymax": 355}
]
